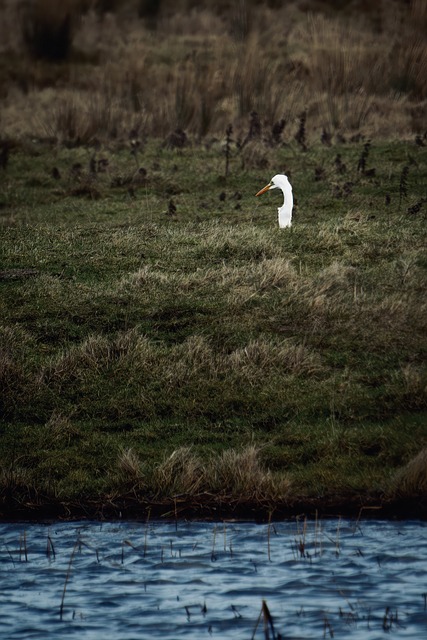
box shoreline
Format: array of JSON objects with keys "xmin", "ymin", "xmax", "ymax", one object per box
[{"xmin": 2, "ymin": 493, "xmax": 426, "ymax": 523}]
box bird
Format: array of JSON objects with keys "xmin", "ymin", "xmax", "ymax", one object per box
[{"xmin": 255, "ymin": 174, "xmax": 293, "ymax": 228}]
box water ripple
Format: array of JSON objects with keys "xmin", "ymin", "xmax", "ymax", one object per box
[{"xmin": 0, "ymin": 519, "xmax": 426, "ymax": 639}]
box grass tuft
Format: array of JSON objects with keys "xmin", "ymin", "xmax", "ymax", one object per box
[
  {"xmin": 211, "ymin": 445, "xmax": 291, "ymax": 501},
  {"xmin": 391, "ymin": 448, "xmax": 427, "ymax": 498},
  {"xmin": 147, "ymin": 445, "xmax": 291, "ymax": 503},
  {"xmin": 153, "ymin": 447, "xmax": 205, "ymax": 497},
  {"xmin": 117, "ymin": 447, "xmax": 145, "ymax": 484}
]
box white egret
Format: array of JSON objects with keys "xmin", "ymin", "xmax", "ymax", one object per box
[{"xmin": 255, "ymin": 174, "xmax": 293, "ymax": 228}]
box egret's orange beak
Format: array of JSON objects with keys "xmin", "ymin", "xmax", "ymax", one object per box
[{"xmin": 255, "ymin": 182, "xmax": 272, "ymax": 197}]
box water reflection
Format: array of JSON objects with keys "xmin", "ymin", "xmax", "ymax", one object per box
[{"xmin": 1, "ymin": 519, "xmax": 426, "ymax": 639}]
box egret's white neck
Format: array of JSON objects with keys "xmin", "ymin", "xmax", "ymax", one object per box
[{"xmin": 276, "ymin": 177, "xmax": 293, "ymax": 228}]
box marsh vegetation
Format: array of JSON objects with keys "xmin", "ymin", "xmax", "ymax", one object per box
[{"xmin": 0, "ymin": 0, "xmax": 426, "ymax": 518}]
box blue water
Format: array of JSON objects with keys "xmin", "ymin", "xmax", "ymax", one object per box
[{"xmin": 1, "ymin": 519, "xmax": 426, "ymax": 639}]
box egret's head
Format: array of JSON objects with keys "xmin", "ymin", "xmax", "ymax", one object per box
[
  {"xmin": 256, "ymin": 181, "xmax": 274, "ymax": 197},
  {"xmin": 256, "ymin": 174, "xmax": 289, "ymax": 197}
]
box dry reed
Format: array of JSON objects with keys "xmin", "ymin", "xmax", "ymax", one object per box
[
  {"xmin": 1, "ymin": 1, "xmax": 423, "ymax": 139},
  {"xmin": 59, "ymin": 538, "xmax": 79, "ymax": 620}
]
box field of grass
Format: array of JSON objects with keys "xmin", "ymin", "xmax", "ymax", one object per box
[{"xmin": 0, "ymin": 0, "xmax": 426, "ymax": 519}]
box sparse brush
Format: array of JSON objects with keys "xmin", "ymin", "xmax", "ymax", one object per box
[
  {"xmin": 93, "ymin": 0, "xmax": 121, "ymax": 15},
  {"xmin": 0, "ymin": 0, "xmax": 422, "ymax": 140},
  {"xmin": 130, "ymin": 139, "xmax": 141, "ymax": 169}
]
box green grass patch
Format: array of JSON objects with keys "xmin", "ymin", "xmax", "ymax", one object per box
[{"xmin": 1, "ymin": 138, "xmax": 426, "ymax": 516}]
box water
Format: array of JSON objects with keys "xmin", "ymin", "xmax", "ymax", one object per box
[{"xmin": 1, "ymin": 519, "xmax": 426, "ymax": 639}]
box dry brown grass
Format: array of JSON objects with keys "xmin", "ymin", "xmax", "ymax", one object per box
[
  {"xmin": 124, "ymin": 445, "xmax": 291, "ymax": 501},
  {"xmin": 117, "ymin": 447, "xmax": 144, "ymax": 483},
  {"xmin": 210, "ymin": 445, "xmax": 291, "ymax": 500},
  {"xmin": 233, "ymin": 34, "xmax": 284, "ymax": 121},
  {"xmin": 227, "ymin": 338, "xmax": 322, "ymax": 380},
  {"xmin": 311, "ymin": 261, "xmax": 356, "ymax": 298},
  {"xmin": 396, "ymin": 0, "xmax": 427, "ymax": 99},
  {"xmin": 297, "ymin": 11, "xmax": 425, "ymax": 130},
  {"xmin": 153, "ymin": 447, "xmax": 206, "ymax": 496},
  {"xmin": 0, "ymin": 0, "xmax": 424, "ymax": 139},
  {"xmin": 45, "ymin": 411, "xmax": 80, "ymax": 444},
  {"xmin": 39, "ymin": 88, "xmax": 128, "ymax": 143},
  {"xmin": 40, "ymin": 328, "xmax": 159, "ymax": 384},
  {"xmin": 391, "ymin": 448, "xmax": 427, "ymax": 498}
]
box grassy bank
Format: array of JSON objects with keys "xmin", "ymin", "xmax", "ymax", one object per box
[
  {"xmin": 0, "ymin": 1, "xmax": 426, "ymax": 519},
  {"xmin": 1, "ymin": 137, "xmax": 426, "ymax": 518}
]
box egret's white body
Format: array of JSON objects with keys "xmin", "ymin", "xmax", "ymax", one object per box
[{"xmin": 255, "ymin": 174, "xmax": 293, "ymax": 228}]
